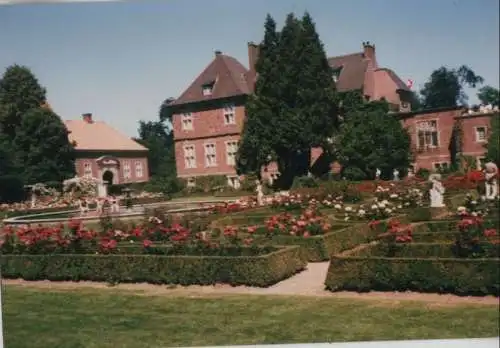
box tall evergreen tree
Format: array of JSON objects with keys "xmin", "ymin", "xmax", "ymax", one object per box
[
  {"xmin": 135, "ymin": 120, "xmax": 175, "ymax": 177},
  {"xmin": 0, "ymin": 65, "xmax": 47, "ymax": 140},
  {"xmin": 237, "ymin": 12, "xmax": 338, "ymax": 188},
  {"xmin": 13, "ymin": 108, "xmax": 75, "ymax": 184},
  {"xmin": 486, "ymin": 114, "xmax": 499, "ymax": 165}
]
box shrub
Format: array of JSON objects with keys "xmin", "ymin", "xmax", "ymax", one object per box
[
  {"xmin": 291, "ymin": 176, "xmax": 320, "ymax": 189},
  {"xmin": 407, "ymin": 207, "xmax": 433, "ymax": 222},
  {"xmin": 325, "ymin": 243, "xmax": 500, "ymax": 296},
  {"xmin": 0, "ymin": 245, "xmax": 306, "ymax": 287}
]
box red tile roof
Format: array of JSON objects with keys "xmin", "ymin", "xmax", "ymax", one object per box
[
  {"xmin": 65, "ymin": 120, "xmax": 147, "ymax": 152},
  {"xmin": 171, "ymin": 53, "xmax": 251, "ymax": 106},
  {"xmin": 327, "ymin": 52, "xmax": 368, "ymax": 92}
]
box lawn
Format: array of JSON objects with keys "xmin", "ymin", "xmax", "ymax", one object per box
[{"xmin": 3, "ymin": 286, "xmax": 499, "ymax": 348}]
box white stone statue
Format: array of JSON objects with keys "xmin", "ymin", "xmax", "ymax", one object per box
[
  {"xmin": 392, "ymin": 169, "xmax": 400, "ymax": 181},
  {"xmin": 375, "ymin": 168, "xmax": 381, "ymax": 180},
  {"xmin": 407, "ymin": 168, "xmax": 415, "ymax": 179},
  {"xmin": 96, "ymin": 198, "xmax": 104, "ymax": 215},
  {"xmin": 78, "ymin": 198, "xmax": 89, "ymax": 216},
  {"xmin": 429, "ymin": 174, "xmax": 446, "ymax": 208},
  {"xmin": 110, "ymin": 196, "xmax": 120, "ymax": 214},
  {"xmin": 255, "ymin": 180, "xmax": 264, "ymax": 206},
  {"xmin": 484, "ymin": 162, "xmax": 498, "ymax": 200}
]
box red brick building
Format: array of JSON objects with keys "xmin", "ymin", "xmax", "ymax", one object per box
[
  {"xmin": 170, "ymin": 42, "xmax": 412, "ymax": 186},
  {"xmin": 398, "ymin": 106, "xmax": 498, "ymax": 172},
  {"xmin": 65, "ymin": 113, "xmax": 149, "ymax": 185}
]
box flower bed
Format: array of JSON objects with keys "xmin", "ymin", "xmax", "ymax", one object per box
[
  {"xmin": 0, "ymin": 220, "xmax": 306, "ymax": 287},
  {"xmin": 325, "ymin": 242, "xmax": 500, "ymax": 296}
]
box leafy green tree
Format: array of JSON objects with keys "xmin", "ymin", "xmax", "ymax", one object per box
[
  {"xmin": 420, "ymin": 66, "xmax": 484, "ymax": 109},
  {"xmin": 477, "ymin": 85, "xmax": 500, "ymax": 107},
  {"xmin": 336, "ymin": 107, "xmax": 412, "ymax": 180},
  {"xmin": 13, "ymin": 108, "xmax": 75, "ymax": 184},
  {"xmin": 135, "ymin": 120, "xmax": 175, "ymax": 177},
  {"xmin": 237, "ymin": 13, "xmax": 338, "ymax": 188},
  {"xmin": 486, "ymin": 114, "xmax": 499, "ymax": 164},
  {"xmin": 0, "ymin": 65, "xmax": 47, "ymax": 141}
]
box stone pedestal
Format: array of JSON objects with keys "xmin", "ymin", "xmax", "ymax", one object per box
[{"xmin": 97, "ymin": 183, "xmax": 108, "ymax": 198}]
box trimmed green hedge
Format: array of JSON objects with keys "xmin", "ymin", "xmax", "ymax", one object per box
[
  {"xmin": 325, "ymin": 243, "xmax": 500, "ymax": 296},
  {"xmin": 412, "ymin": 219, "xmax": 500, "ymax": 234},
  {"xmin": 0, "ymin": 245, "xmax": 306, "ymax": 287}
]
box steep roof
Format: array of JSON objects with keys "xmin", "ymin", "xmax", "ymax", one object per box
[
  {"xmin": 171, "ymin": 53, "xmax": 251, "ymax": 106},
  {"xmin": 65, "ymin": 120, "xmax": 147, "ymax": 152},
  {"xmin": 376, "ymin": 68, "xmax": 410, "ymax": 91},
  {"xmin": 327, "ymin": 52, "xmax": 368, "ymax": 92}
]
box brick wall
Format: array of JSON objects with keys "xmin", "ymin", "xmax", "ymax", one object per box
[{"xmin": 75, "ymin": 154, "xmax": 149, "ymax": 184}]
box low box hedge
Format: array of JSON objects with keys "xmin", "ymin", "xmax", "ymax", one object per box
[
  {"xmin": 0, "ymin": 245, "xmax": 306, "ymax": 287},
  {"xmin": 325, "ymin": 243, "xmax": 500, "ymax": 296},
  {"xmin": 412, "ymin": 219, "xmax": 500, "ymax": 234}
]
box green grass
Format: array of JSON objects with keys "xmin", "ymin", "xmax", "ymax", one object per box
[{"xmin": 3, "ymin": 286, "xmax": 499, "ymax": 348}]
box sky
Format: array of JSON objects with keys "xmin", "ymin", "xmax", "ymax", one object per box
[{"xmin": 0, "ymin": 0, "xmax": 499, "ymax": 137}]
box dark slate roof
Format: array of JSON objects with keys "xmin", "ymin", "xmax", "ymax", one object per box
[
  {"xmin": 327, "ymin": 52, "xmax": 367, "ymax": 92},
  {"xmin": 171, "ymin": 53, "xmax": 251, "ymax": 106}
]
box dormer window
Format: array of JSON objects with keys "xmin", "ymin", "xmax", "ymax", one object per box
[
  {"xmin": 332, "ymin": 67, "xmax": 342, "ymax": 83},
  {"xmin": 202, "ymin": 81, "xmax": 214, "ymax": 96}
]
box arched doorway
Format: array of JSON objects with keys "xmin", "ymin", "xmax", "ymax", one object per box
[{"xmin": 102, "ymin": 170, "xmax": 114, "ymax": 185}]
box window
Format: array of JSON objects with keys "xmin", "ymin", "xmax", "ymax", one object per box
[
  {"xmin": 181, "ymin": 113, "xmax": 193, "ymax": 130},
  {"xmin": 135, "ymin": 161, "xmax": 143, "ymax": 178},
  {"xmin": 226, "ymin": 141, "xmax": 238, "ymax": 165},
  {"xmin": 223, "ymin": 104, "xmax": 236, "ymax": 125},
  {"xmin": 417, "ymin": 120, "xmax": 439, "ymax": 149},
  {"xmin": 433, "ymin": 162, "xmax": 449, "ymax": 171},
  {"xmin": 123, "ymin": 161, "xmax": 131, "ymax": 179},
  {"xmin": 475, "ymin": 126, "xmax": 487, "ymax": 142},
  {"xmin": 227, "ymin": 176, "xmax": 240, "ymax": 189},
  {"xmin": 204, "ymin": 143, "xmax": 217, "ymax": 167},
  {"xmin": 83, "ymin": 162, "xmax": 92, "ymax": 177},
  {"xmin": 202, "ymin": 86, "xmax": 212, "ymax": 96},
  {"xmin": 183, "ymin": 145, "xmax": 196, "ymax": 169}
]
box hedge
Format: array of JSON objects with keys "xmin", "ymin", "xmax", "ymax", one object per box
[
  {"xmin": 0, "ymin": 245, "xmax": 306, "ymax": 287},
  {"xmin": 325, "ymin": 243, "xmax": 500, "ymax": 296},
  {"xmin": 412, "ymin": 219, "xmax": 500, "ymax": 234}
]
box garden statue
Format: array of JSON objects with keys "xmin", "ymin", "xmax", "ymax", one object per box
[
  {"xmin": 96, "ymin": 198, "xmax": 104, "ymax": 215},
  {"xmin": 110, "ymin": 195, "xmax": 120, "ymax": 214},
  {"xmin": 429, "ymin": 174, "xmax": 446, "ymax": 208},
  {"xmin": 392, "ymin": 169, "xmax": 400, "ymax": 181},
  {"xmin": 483, "ymin": 162, "xmax": 498, "ymax": 200},
  {"xmin": 78, "ymin": 198, "xmax": 89, "ymax": 216},
  {"xmin": 375, "ymin": 168, "xmax": 381, "ymax": 180},
  {"xmin": 407, "ymin": 168, "xmax": 415, "ymax": 179},
  {"xmin": 255, "ymin": 180, "xmax": 264, "ymax": 206}
]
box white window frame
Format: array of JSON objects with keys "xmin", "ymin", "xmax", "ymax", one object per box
[
  {"xmin": 181, "ymin": 113, "xmax": 193, "ymax": 130},
  {"xmin": 83, "ymin": 161, "xmax": 93, "ymax": 177},
  {"xmin": 123, "ymin": 161, "xmax": 131, "ymax": 179},
  {"xmin": 225, "ymin": 140, "xmax": 238, "ymax": 166},
  {"xmin": 223, "ymin": 104, "xmax": 236, "ymax": 125},
  {"xmin": 474, "ymin": 126, "xmax": 487, "ymax": 142},
  {"xmin": 204, "ymin": 143, "xmax": 217, "ymax": 167},
  {"xmin": 202, "ymin": 86, "xmax": 212, "ymax": 96},
  {"xmin": 135, "ymin": 161, "xmax": 143, "ymax": 178},
  {"xmin": 416, "ymin": 119, "xmax": 439, "ymax": 149},
  {"xmin": 183, "ymin": 144, "xmax": 196, "ymax": 169}
]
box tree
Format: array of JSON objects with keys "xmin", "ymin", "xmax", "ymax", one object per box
[
  {"xmin": 135, "ymin": 120, "xmax": 175, "ymax": 177},
  {"xmin": 12, "ymin": 108, "xmax": 75, "ymax": 184},
  {"xmin": 237, "ymin": 13, "xmax": 338, "ymax": 188},
  {"xmin": 336, "ymin": 107, "xmax": 412, "ymax": 180},
  {"xmin": 486, "ymin": 114, "xmax": 499, "ymax": 164},
  {"xmin": 420, "ymin": 65, "xmax": 484, "ymax": 109},
  {"xmin": 0, "ymin": 65, "xmax": 47, "ymax": 141},
  {"xmin": 477, "ymin": 85, "xmax": 500, "ymax": 107}
]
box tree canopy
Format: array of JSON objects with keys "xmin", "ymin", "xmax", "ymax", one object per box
[
  {"xmin": 485, "ymin": 114, "xmax": 499, "ymax": 165},
  {"xmin": 335, "ymin": 103, "xmax": 412, "ymax": 180},
  {"xmin": 419, "ymin": 65, "xmax": 484, "ymax": 109},
  {"xmin": 477, "ymin": 85, "xmax": 500, "ymax": 107},
  {"xmin": 135, "ymin": 120, "xmax": 175, "ymax": 177},
  {"xmin": 237, "ymin": 12, "xmax": 338, "ymax": 188}
]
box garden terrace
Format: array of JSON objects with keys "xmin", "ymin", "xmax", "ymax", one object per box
[
  {"xmin": 0, "ymin": 244, "xmax": 306, "ymax": 287},
  {"xmin": 325, "ymin": 242, "xmax": 500, "ymax": 296}
]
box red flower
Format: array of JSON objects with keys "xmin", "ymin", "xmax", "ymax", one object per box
[
  {"xmin": 484, "ymin": 229, "xmax": 497, "ymax": 238},
  {"xmin": 143, "ymin": 239, "xmax": 153, "ymax": 248}
]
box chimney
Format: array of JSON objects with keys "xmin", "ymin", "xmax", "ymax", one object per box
[
  {"xmin": 82, "ymin": 113, "xmax": 93, "ymax": 124},
  {"xmin": 215, "ymin": 50, "xmax": 222, "ymax": 56},
  {"xmin": 362, "ymin": 41, "xmax": 378, "ymax": 69}
]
